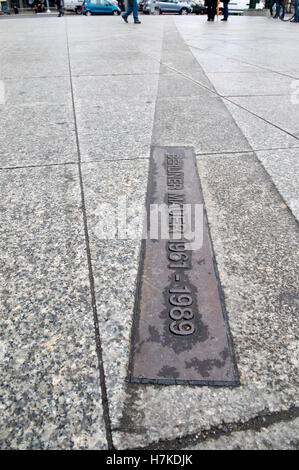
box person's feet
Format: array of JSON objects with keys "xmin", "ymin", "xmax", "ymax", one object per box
[
  {"xmin": 221, "ymin": 18, "xmax": 227, "ymax": 21},
  {"xmin": 134, "ymin": 20, "xmax": 141, "ymax": 23},
  {"xmin": 122, "ymin": 15, "xmax": 128, "ymax": 23}
]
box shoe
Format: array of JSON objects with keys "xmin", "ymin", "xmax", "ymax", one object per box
[
  {"xmin": 122, "ymin": 15, "xmax": 128, "ymax": 23},
  {"xmin": 221, "ymin": 18, "xmax": 227, "ymax": 21},
  {"xmin": 134, "ymin": 20, "xmax": 141, "ymax": 23},
  {"xmin": 291, "ymin": 19, "xmax": 299, "ymax": 22}
]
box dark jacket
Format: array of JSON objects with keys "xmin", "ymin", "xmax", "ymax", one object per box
[{"xmin": 205, "ymin": 0, "xmax": 218, "ymax": 7}]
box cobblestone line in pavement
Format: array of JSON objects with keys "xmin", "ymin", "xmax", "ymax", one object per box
[
  {"xmin": 155, "ymin": 20, "xmax": 299, "ymax": 223},
  {"xmin": 111, "ymin": 18, "xmax": 298, "ymax": 450},
  {"xmin": 150, "ymin": 41, "xmax": 299, "ymax": 145}
]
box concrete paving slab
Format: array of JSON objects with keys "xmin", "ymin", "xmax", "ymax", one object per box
[
  {"xmin": 222, "ymin": 100, "xmax": 299, "ymax": 151},
  {"xmin": 157, "ymin": 70, "xmax": 214, "ymax": 98},
  {"xmin": 206, "ymin": 71, "xmax": 294, "ymax": 97},
  {"xmin": 188, "ymin": 48, "xmax": 261, "ymax": 74},
  {"xmin": 80, "ymin": 160, "xmax": 149, "ymax": 427},
  {"xmin": 152, "ymin": 95, "xmax": 251, "ymax": 154},
  {"xmin": 0, "ymin": 165, "xmax": 107, "ymax": 449},
  {"xmin": 0, "ymin": 77, "xmax": 71, "ymax": 107},
  {"xmin": 0, "ymin": 43, "xmax": 69, "ymax": 79},
  {"xmin": 69, "ymin": 55, "xmax": 160, "ymax": 78},
  {"xmin": 229, "ymin": 95, "xmax": 299, "ymax": 138},
  {"xmin": 71, "ymin": 43, "xmax": 159, "ymax": 75},
  {"xmin": 75, "ymin": 98, "xmax": 156, "ymax": 162},
  {"xmin": 255, "ymin": 148, "xmax": 299, "ymax": 221},
  {"xmin": 72, "ymin": 74, "xmax": 159, "ymax": 103},
  {"xmin": 0, "ymin": 104, "xmax": 77, "ymax": 167}
]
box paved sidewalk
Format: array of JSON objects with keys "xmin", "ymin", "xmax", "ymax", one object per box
[{"xmin": 0, "ymin": 14, "xmax": 298, "ymax": 450}]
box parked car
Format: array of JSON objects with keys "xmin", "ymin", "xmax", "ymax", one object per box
[
  {"xmin": 65, "ymin": 0, "xmax": 84, "ymax": 14},
  {"xmin": 219, "ymin": 0, "xmax": 265, "ymax": 14},
  {"xmin": 143, "ymin": 0, "xmax": 192, "ymax": 14},
  {"xmin": 82, "ymin": 0, "xmax": 121, "ymax": 14},
  {"xmin": 190, "ymin": 0, "xmax": 207, "ymax": 14},
  {"xmin": 138, "ymin": 0, "xmax": 146, "ymax": 10},
  {"xmin": 0, "ymin": 0, "xmax": 10, "ymax": 14}
]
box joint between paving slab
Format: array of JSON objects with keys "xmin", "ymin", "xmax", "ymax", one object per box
[
  {"xmin": 72, "ymin": 72, "xmax": 160, "ymax": 78},
  {"xmin": 65, "ymin": 22, "xmax": 114, "ymax": 451},
  {"xmin": 0, "ymin": 157, "xmax": 150, "ymax": 172},
  {"xmin": 195, "ymin": 146, "xmax": 299, "ymax": 157},
  {"xmin": 129, "ymin": 405, "xmax": 299, "ymax": 451}
]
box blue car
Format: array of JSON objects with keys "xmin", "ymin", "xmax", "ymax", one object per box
[{"xmin": 82, "ymin": 0, "xmax": 121, "ymax": 15}]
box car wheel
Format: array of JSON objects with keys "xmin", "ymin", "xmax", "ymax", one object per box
[
  {"xmin": 180, "ymin": 8, "xmax": 188, "ymax": 15},
  {"xmin": 75, "ymin": 6, "xmax": 82, "ymax": 14},
  {"xmin": 159, "ymin": 9, "xmax": 162, "ymax": 14},
  {"xmin": 113, "ymin": 9, "xmax": 120, "ymax": 15},
  {"xmin": 85, "ymin": 10, "xmax": 92, "ymax": 16}
]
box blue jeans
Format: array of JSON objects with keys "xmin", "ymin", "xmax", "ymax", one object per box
[
  {"xmin": 123, "ymin": 0, "xmax": 139, "ymax": 21},
  {"xmin": 294, "ymin": 0, "xmax": 299, "ymax": 21},
  {"xmin": 274, "ymin": 3, "xmax": 285, "ymax": 18}
]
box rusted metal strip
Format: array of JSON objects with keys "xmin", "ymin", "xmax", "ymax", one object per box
[{"xmin": 129, "ymin": 146, "xmax": 239, "ymax": 386}]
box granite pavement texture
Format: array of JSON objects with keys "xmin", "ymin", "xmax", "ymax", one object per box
[{"xmin": 0, "ymin": 14, "xmax": 298, "ymax": 450}]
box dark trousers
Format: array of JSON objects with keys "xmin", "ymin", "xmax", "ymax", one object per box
[
  {"xmin": 207, "ymin": 4, "xmax": 216, "ymax": 20},
  {"xmin": 274, "ymin": 2, "xmax": 285, "ymax": 18},
  {"xmin": 270, "ymin": 0, "xmax": 276, "ymax": 15},
  {"xmin": 223, "ymin": 2, "xmax": 229, "ymax": 19},
  {"xmin": 57, "ymin": 6, "xmax": 64, "ymax": 15}
]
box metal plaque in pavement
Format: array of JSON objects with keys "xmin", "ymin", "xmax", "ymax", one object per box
[{"xmin": 129, "ymin": 146, "xmax": 239, "ymax": 386}]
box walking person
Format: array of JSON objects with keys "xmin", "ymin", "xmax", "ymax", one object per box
[
  {"xmin": 117, "ymin": 0, "xmax": 125, "ymax": 11},
  {"xmin": 221, "ymin": 0, "xmax": 229, "ymax": 21},
  {"xmin": 273, "ymin": 0, "xmax": 286, "ymax": 18},
  {"xmin": 122, "ymin": 0, "xmax": 141, "ymax": 23},
  {"xmin": 56, "ymin": 0, "xmax": 65, "ymax": 16},
  {"xmin": 269, "ymin": 0, "xmax": 277, "ymax": 16},
  {"xmin": 205, "ymin": 0, "xmax": 217, "ymax": 21},
  {"xmin": 291, "ymin": 0, "xmax": 299, "ymax": 22}
]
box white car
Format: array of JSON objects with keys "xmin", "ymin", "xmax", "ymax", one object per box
[
  {"xmin": 226, "ymin": 0, "xmax": 265, "ymax": 14},
  {"xmin": 64, "ymin": 0, "xmax": 84, "ymax": 13}
]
